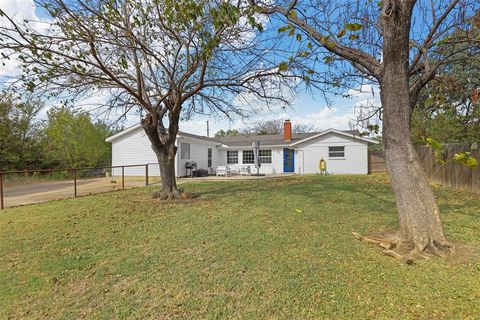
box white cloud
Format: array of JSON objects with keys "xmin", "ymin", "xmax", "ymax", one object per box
[
  {"xmin": 346, "ymin": 84, "xmax": 382, "ymax": 131},
  {"xmin": 0, "ymin": 0, "xmax": 50, "ymax": 78},
  {"xmin": 290, "ymin": 107, "xmax": 355, "ymax": 131},
  {"xmin": 1, "ymin": 0, "xmax": 38, "ymax": 22},
  {"xmin": 346, "ymin": 84, "xmax": 380, "ymax": 100}
]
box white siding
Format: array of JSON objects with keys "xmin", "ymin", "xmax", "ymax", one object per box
[
  {"xmin": 110, "ymin": 129, "xmax": 221, "ymax": 177},
  {"xmin": 111, "ymin": 128, "xmax": 162, "ymax": 176},
  {"xmin": 176, "ymin": 137, "xmax": 219, "ymax": 177},
  {"xmin": 295, "ymin": 132, "xmax": 368, "ymax": 174}
]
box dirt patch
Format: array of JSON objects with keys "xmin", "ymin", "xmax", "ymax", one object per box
[{"xmin": 446, "ymin": 243, "xmax": 480, "ymax": 264}]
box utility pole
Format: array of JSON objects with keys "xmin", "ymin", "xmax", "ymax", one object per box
[{"xmin": 206, "ymin": 120, "xmax": 210, "ymax": 138}]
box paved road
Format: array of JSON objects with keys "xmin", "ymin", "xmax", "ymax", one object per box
[
  {"xmin": 5, "ymin": 179, "xmax": 90, "ymax": 197},
  {"xmin": 2, "ymin": 177, "xmax": 146, "ymax": 208},
  {"xmin": 1, "ymin": 174, "xmax": 293, "ymax": 209}
]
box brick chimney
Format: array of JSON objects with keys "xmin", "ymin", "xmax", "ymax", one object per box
[{"xmin": 284, "ymin": 119, "xmax": 292, "ymax": 142}]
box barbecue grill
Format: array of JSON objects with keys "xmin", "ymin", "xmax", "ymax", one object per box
[{"xmin": 185, "ymin": 161, "xmax": 197, "ymax": 177}]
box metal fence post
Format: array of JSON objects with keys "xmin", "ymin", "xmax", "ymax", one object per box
[
  {"xmin": 122, "ymin": 166, "xmax": 125, "ymax": 190},
  {"xmin": 145, "ymin": 164, "xmax": 149, "ymax": 186},
  {"xmin": 74, "ymin": 169, "xmax": 77, "ymax": 197},
  {"xmin": 0, "ymin": 172, "xmax": 4, "ymax": 210}
]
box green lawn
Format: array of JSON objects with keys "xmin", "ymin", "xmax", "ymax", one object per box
[{"xmin": 1, "ymin": 174, "xmax": 479, "ymax": 319}]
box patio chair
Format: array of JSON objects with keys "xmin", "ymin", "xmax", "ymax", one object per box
[
  {"xmin": 216, "ymin": 166, "xmax": 231, "ymax": 177},
  {"xmin": 239, "ymin": 166, "xmax": 251, "ymax": 175}
]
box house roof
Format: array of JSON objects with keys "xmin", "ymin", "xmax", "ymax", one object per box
[
  {"xmin": 177, "ymin": 131, "xmax": 220, "ymax": 144},
  {"xmin": 216, "ymin": 132, "xmax": 318, "ymax": 146},
  {"xmin": 106, "ymin": 124, "xmax": 379, "ymax": 146},
  {"xmin": 105, "ymin": 124, "xmax": 219, "ymax": 143},
  {"xmin": 289, "ymin": 129, "xmax": 379, "ymax": 146},
  {"xmin": 215, "ymin": 129, "xmax": 378, "ymax": 146}
]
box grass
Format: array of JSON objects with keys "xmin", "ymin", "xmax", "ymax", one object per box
[{"xmin": 1, "ymin": 174, "xmax": 479, "ymax": 319}]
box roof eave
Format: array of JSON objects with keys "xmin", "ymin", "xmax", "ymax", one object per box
[
  {"xmin": 290, "ymin": 128, "xmax": 379, "ymax": 146},
  {"xmin": 105, "ymin": 124, "xmax": 142, "ymax": 142},
  {"xmin": 219, "ymin": 144, "xmax": 289, "ymax": 149},
  {"xmin": 177, "ymin": 134, "xmax": 220, "ymax": 145}
]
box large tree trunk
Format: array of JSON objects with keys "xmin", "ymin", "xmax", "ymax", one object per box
[
  {"xmin": 152, "ymin": 141, "xmax": 182, "ymax": 200},
  {"xmin": 380, "ymin": 2, "xmax": 452, "ymax": 255},
  {"xmin": 141, "ymin": 113, "xmax": 183, "ymax": 200}
]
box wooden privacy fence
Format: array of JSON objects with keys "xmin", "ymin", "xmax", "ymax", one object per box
[
  {"xmin": 417, "ymin": 143, "xmax": 480, "ymax": 193},
  {"xmin": 368, "ymin": 151, "xmax": 387, "ymax": 173},
  {"xmin": 368, "ymin": 143, "xmax": 480, "ymax": 193}
]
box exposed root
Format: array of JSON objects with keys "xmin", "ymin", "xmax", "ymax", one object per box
[
  {"xmin": 152, "ymin": 188, "xmax": 199, "ymax": 201},
  {"xmin": 383, "ymin": 249, "xmax": 414, "ymax": 265},
  {"xmin": 432, "ymin": 239, "xmax": 456, "ymax": 256},
  {"xmin": 353, "ymin": 231, "xmax": 455, "ymax": 264},
  {"xmin": 352, "ymin": 232, "xmax": 395, "ymax": 250},
  {"xmin": 353, "ymin": 232, "xmax": 413, "ymax": 264}
]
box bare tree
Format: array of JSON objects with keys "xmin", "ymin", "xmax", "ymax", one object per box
[
  {"xmin": 254, "ymin": 0, "xmax": 479, "ymax": 256},
  {"xmin": 293, "ymin": 122, "xmax": 318, "ymax": 133},
  {"xmin": 242, "ymin": 118, "xmax": 317, "ymax": 134},
  {"xmin": 0, "ymin": 0, "xmax": 298, "ymax": 199}
]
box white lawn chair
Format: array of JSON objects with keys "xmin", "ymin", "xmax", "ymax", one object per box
[
  {"xmin": 239, "ymin": 166, "xmax": 251, "ymax": 175},
  {"xmin": 216, "ymin": 166, "xmax": 231, "ymax": 177}
]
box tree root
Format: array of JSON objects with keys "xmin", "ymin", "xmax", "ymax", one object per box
[
  {"xmin": 352, "ymin": 231, "xmax": 455, "ymax": 264},
  {"xmin": 352, "ymin": 232, "xmax": 413, "ymax": 264},
  {"xmin": 352, "ymin": 232, "xmax": 395, "ymax": 250},
  {"xmin": 152, "ymin": 188, "xmax": 199, "ymax": 201},
  {"xmin": 383, "ymin": 249, "xmax": 414, "ymax": 265}
]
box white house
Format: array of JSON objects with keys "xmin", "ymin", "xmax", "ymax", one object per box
[{"xmin": 105, "ymin": 120, "xmax": 379, "ymax": 177}]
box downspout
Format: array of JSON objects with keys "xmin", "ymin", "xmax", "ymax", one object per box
[
  {"xmin": 297, "ymin": 149, "xmax": 305, "ymax": 175},
  {"xmin": 302, "ymin": 150, "xmax": 305, "ymax": 175}
]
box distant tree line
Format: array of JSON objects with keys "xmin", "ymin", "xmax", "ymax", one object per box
[
  {"xmin": 214, "ymin": 119, "xmax": 318, "ymax": 138},
  {"xmin": 0, "ymin": 93, "xmax": 117, "ymax": 171}
]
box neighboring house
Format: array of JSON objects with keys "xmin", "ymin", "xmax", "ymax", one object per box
[{"xmin": 105, "ymin": 120, "xmax": 378, "ymax": 177}]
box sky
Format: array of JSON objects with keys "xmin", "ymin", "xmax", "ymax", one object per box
[{"xmin": 0, "ymin": 0, "xmax": 382, "ymax": 136}]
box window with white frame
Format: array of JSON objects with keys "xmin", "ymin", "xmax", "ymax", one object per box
[
  {"xmin": 208, "ymin": 148, "xmax": 212, "ymax": 167},
  {"xmin": 242, "ymin": 150, "xmax": 254, "ymax": 164},
  {"xmin": 259, "ymin": 150, "xmax": 272, "ymax": 163},
  {"xmin": 328, "ymin": 146, "xmax": 345, "ymax": 158},
  {"xmin": 227, "ymin": 150, "xmax": 238, "ymax": 164},
  {"xmin": 180, "ymin": 142, "xmax": 190, "ymax": 159}
]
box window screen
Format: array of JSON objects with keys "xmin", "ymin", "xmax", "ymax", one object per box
[
  {"xmin": 328, "ymin": 146, "xmax": 345, "ymax": 158},
  {"xmin": 243, "ymin": 150, "xmax": 254, "ymax": 164},
  {"xmin": 208, "ymin": 148, "xmax": 212, "ymax": 167},
  {"xmin": 259, "ymin": 150, "xmax": 272, "ymax": 163},
  {"xmin": 180, "ymin": 142, "xmax": 190, "ymax": 159},
  {"xmin": 227, "ymin": 151, "xmax": 238, "ymax": 164}
]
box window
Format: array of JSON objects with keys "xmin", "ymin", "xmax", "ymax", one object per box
[
  {"xmin": 180, "ymin": 142, "xmax": 190, "ymax": 159},
  {"xmin": 259, "ymin": 150, "xmax": 272, "ymax": 164},
  {"xmin": 243, "ymin": 150, "xmax": 254, "ymax": 164},
  {"xmin": 208, "ymin": 148, "xmax": 212, "ymax": 168},
  {"xmin": 227, "ymin": 151, "xmax": 238, "ymax": 164},
  {"xmin": 329, "ymin": 146, "xmax": 345, "ymax": 158}
]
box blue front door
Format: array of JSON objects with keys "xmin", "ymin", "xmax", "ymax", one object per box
[{"xmin": 283, "ymin": 148, "xmax": 295, "ymax": 172}]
